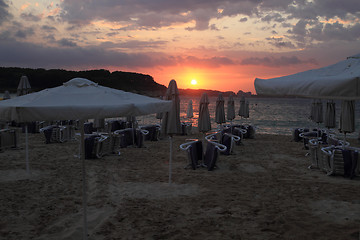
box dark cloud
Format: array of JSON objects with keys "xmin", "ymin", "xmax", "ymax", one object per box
[
  {"xmin": 20, "ymin": 12, "xmax": 41, "ymax": 22},
  {"xmin": 0, "ymin": 38, "xmax": 234, "ymax": 70},
  {"xmin": 57, "ymin": 38, "xmax": 77, "ymax": 47},
  {"xmin": 239, "ymin": 17, "xmax": 248, "ymax": 22},
  {"xmin": 266, "ymin": 37, "xmax": 296, "ymax": 49},
  {"xmin": 14, "ymin": 28, "xmax": 35, "ymax": 39},
  {"xmin": 241, "ymin": 55, "xmax": 317, "ymax": 67},
  {"xmin": 261, "ymin": 13, "xmax": 285, "ymax": 23},
  {"xmin": 42, "ymin": 25, "xmax": 57, "ymax": 32},
  {"xmin": 0, "ymin": 0, "xmax": 11, "ymax": 24},
  {"xmin": 59, "ymin": 0, "xmax": 260, "ymax": 30},
  {"xmin": 99, "ymin": 40, "xmax": 168, "ymax": 49}
]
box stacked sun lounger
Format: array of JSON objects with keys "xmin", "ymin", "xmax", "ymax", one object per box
[
  {"xmin": 180, "ymin": 139, "xmax": 227, "ymax": 171},
  {"xmin": 0, "ymin": 128, "xmax": 20, "ymax": 152},
  {"xmin": 40, "ymin": 125, "xmax": 75, "ymax": 144}
]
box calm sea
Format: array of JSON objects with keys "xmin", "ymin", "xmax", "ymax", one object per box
[
  {"xmin": 139, "ymin": 96, "xmax": 360, "ymax": 138},
  {"xmin": 5, "ymin": 93, "xmax": 360, "ymax": 138}
]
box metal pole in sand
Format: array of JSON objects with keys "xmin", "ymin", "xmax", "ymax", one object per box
[
  {"xmin": 80, "ymin": 120, "xmax": 88, "ymax": 240},
  {"xmin": 169, "ymin": 135, "xmax": 173, "ymax": 185}
]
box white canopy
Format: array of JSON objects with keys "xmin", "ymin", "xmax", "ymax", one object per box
[
  {"xmin": 0, "ymin": 77, "xmax": 172, "ymax": 240},
  {"xmin": 254, "ymin": 54, "xmax": 360, "ymax": 100},
  {"xmin": 0, "ymin": 78, "xmax": 172, "ymax": 122}
]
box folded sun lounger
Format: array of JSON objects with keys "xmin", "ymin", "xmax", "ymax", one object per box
[{"xmin": 180, "ymin": 139, "xmax": 227, "ymax": 171}]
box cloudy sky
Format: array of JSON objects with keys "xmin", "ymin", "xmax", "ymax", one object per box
[{"xmin": 0, "ymin": 0, "xmax": 359, "ymax": 92}]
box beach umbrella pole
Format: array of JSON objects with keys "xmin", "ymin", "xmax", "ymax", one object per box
[
  {"xmin": 80, "ymin": 120, "xmax": 88, "ymax": 240},
  {"xmin": 25, "ymin": 124, "xmax": 30, "ymax": 174},
  {"xmin": 169, "ymin": 135, "xmax": 173, "ymax": 185}
]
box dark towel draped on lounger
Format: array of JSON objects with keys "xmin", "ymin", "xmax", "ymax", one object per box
[
  {"xmin": 221, "ymin": 133, "xmax": 232, "ymax": 155},
  {"xmin": 85, "ymin": 134, "xmax": 99, "ymax": 159},
  {"xmin": 342, "ymin": 150, "xmax": 358, "ymax": 179},
  {"xmin": 204, "ymin": 142, "xmax": 218, "ymax": 171},
  {"xmin": 187, "ymin": 140, "xmax": 203, "ymax": 169},
  {"xmin": 42, "ymin": 125, "xmax": 54, "ymax": 144}
]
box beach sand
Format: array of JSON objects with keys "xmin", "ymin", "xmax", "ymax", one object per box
[{"xmin": 0, "ymin": 130, "xmax": 360, "ymax": 240}]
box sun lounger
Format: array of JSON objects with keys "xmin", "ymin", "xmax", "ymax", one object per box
[
  {"xmin": 308, "ymin": 133, "xmax": 350, "ymax": 170},
  {"xmin": 40, "ymin": 125, "xmax": 75, "ymax": 144},
  {"xmin": 114, "ymin": 128, "xmax": 149, "ymax": 148},
  {"xmin": 205, "ymin": 131, "xmax": 240, "ymax": 155},
  {"xmin": 180, "ymin": 139, "xmax": 227, "ymax": 170},
  {"xmin": 0, "ymin": 128, "xmax": 19, "ymax": 152},
  {"xmin": 181, "ymin": 122, "xmax": 192, "ymax": 135},
  {"xmin": 140, "ymin": 124, "xmax": 161, "ymax": 141},
  {"xmin": 321, "ymin": 145, "xmax": 359, "ymax": 178},
  {"xmin": 104, "ymin": 120, "xmax": 127, "ymax": 132}
]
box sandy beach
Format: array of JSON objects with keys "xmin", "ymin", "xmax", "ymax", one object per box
[{"xmin": 1, "ymin": 130, "xmax": 360, "ymax": 240}]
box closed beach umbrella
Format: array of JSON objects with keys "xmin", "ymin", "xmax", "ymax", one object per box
[
  {"xmin": 227, "ymin": 94, "xmax": 235, "ymax": 121},
  {"xmin": 186, "ymin": 99, "xmax": 193, "ymax": 118},
  {"xmin": 215, "ymin": 93, "xmax": 226, "ymax": 125},
  {"xmin": 324, "ymin": 101, "xmax": 336, "ymax": 129},
  {"xmin": 239, "ymin": 96, "xmax": 249, "ymax": 118},
  {"xmin": 161, "ymin": 79, "xmax": 181, "ymax": 184},
  {"xmin": 340, "ymin": 100, "xmax": 355, "ymax": 134},
  {"xmin": 17, "ymin": 75, "xmax": 31, "ymax": 96},
  {"xmin": 314, "ymin": 99, "xmax": 323, "ymax": 124},
  {"xmin": 244, "ymin": 101, "xmax": 250, "ymax": 118},
  {"xmin": 3, "ymin": 90, "xmax": 10, "ymax": 100},
  {"xmin": 161, "ymin": 80, "xmax": 181, "ymax": 136},
  {"xmin": 198, "ymin": 92, "xmax": 211, "ymax": 133}
]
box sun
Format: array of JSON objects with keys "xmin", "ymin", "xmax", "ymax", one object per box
[{"xmin": 191, "ymin": 79, "xmax": 197, "ymax": 85}]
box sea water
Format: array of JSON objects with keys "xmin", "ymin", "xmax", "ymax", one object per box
[
  {"xmin": 138, "ymin": 96, "xmax": 360, "ymax": 138},
  {"xmin": 5, "ymin": 93, "xmax": 360, "ymax": 138}
]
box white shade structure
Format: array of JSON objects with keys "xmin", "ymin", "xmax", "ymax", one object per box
[
  {"xmin": 254, "ymin": 54, "xmax": 360, "ymax": 100},
  {"xmin": 0, "ymin": 78, "xmax": 172, "ymax": 240},
  {"xmin": 2, "ymin": 78, "xmax": 171, "ymax": 122}
]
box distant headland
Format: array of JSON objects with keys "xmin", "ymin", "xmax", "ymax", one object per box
[{"xmin": 0, "ymin": 67, "xmax": 254, "ymax": 98}]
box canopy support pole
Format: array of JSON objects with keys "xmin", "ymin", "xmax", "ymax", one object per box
[
  {"xmin": 169, "ymin": 135, "xmax": 173, "ymax": 185},
  {"xmin": 80, "ymin": 119, "xmax": 88, "ymax": 240},
  {"xmin": 25, "ymin": 124, "xmax": 30, "ymax": 175}
]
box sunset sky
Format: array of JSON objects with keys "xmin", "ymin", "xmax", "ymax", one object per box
[{"xmin": 0, "ymin": 0, "xmax": 359, "ymax": 93}]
